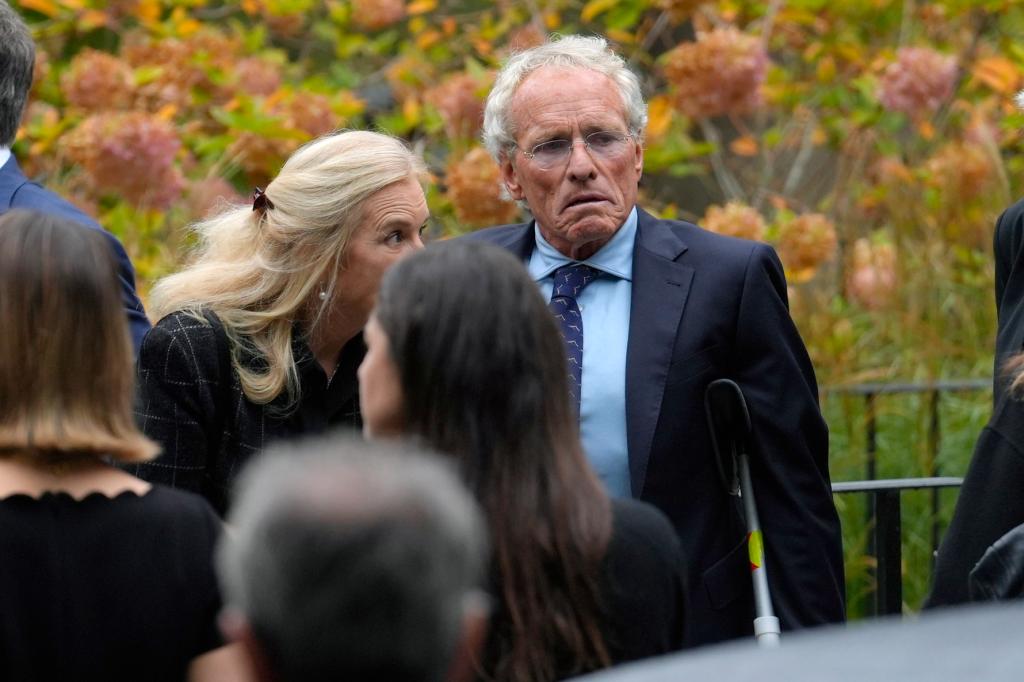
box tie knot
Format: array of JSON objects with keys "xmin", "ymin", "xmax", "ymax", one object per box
[{"xmin": 552, "ymin": 263, "xmax": 601, "ymax": 299}]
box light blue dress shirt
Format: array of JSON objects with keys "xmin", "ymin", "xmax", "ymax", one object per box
[{"xmin": 528, "ymin": 207, "xmax": 636, "ymax": 497}]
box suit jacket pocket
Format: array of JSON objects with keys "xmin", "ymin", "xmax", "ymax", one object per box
[{"xmin": 703, "ymin": 534, "xmax": 749, "ymax": 610}]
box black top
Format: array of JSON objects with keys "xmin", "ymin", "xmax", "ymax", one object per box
[
  {"xmin": 926, "ymin": 392, "xmax": 1024, "ymax": 607},
  {"xmin": 132, "ymin": 310, "xmax": 363, "ymax": 515},
  {"xmin": 0, "ymin": 486, "xmax": 222, "ymax": 681},
  {"xmin": 484, "ymin": 498, "xmax": 686, "ymax": 679},
  {"xmin": 600, "ymin": 498, "xmax": 687, "ymax": 660}
]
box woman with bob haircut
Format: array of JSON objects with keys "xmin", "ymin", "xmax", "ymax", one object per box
[
  {"xmin": 134, "ymin": 129, "xmax": 428, "ymax": 514},
  {"xmin": 0, "ymin": 210, "xmax": 230, "ymax": 681},
  {"xmin": 358, "ymin": 241, "xmax": 687, "ymax": 681}
]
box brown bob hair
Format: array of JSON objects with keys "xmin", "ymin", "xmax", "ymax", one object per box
[{"xmin": 0, "ymin": 210, "xmax": 157, "ymax": 462}]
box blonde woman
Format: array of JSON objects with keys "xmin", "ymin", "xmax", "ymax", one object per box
[
  {"xmin": 134, "ymin": 130, "xmax": 428, "ymax": 514},
  {"xmin": 0, "ymin": 210, "xmax": 230, "ymax": 680}
]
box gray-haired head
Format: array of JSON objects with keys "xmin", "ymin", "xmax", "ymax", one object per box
[
  {"xmin": 217, "ymin": 434, "xmax": 489, "ymax": 682},
  {"xmin": 482, "ymin": 34, "xmax": 647, "ymax": 162},
  {"xmin": 0, "ymin": 1, "xmax": 35, "ymax": 148}
]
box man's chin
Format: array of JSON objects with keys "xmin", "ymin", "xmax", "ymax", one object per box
[{"xmin": 564, "ymin": 218, "xmax": 620, "ymax": 243}]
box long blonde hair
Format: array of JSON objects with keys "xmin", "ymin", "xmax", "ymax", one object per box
[
  {"xmin": 0, "ymin": 210, "xmax": 158, "ymax": 462},
  {"xmin": 151, "ymin": 130, "xmax": 426, "ymax": 406}
]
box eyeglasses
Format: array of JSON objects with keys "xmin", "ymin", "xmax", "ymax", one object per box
[{"xmin": 517, "ymin": 131, "xmax": 636, "ymax": 169}]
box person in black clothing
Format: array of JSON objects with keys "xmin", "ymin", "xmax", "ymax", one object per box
[
  {"xmin": 133, "ymin": 130, "xmax": 428, "ymax": 514},
  {"xmin": 926, "ymin": 198, "xmax": 1024, "ymax": 607},
  {"xmin": 0, "ymin": 211, "xmax": 229, "ymax": 681},
  {"xmin": 360, "ymin": 242, "xmax": 687, "ymax": 681}
]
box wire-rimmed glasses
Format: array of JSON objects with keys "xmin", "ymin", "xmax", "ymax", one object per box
[{"xmin": 517, "ymin": 130, "xmax": 636, "ymax": 170}]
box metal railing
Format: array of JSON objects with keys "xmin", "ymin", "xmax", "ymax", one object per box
[
  {"xmin": 822, "ymin": 379, "xmax": 989, "ymax": 615},
  {"xmin": 831, "ymin": 477, "xmax": 963, "ymax": 615}
]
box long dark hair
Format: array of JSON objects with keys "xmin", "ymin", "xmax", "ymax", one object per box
[
  {"xmin": 375, "ymin": 241, "xmax": 613, "ymax": 681},
  {"xmin": 0, "ymin": 209, "xmax": 157, "ymax": 461}
]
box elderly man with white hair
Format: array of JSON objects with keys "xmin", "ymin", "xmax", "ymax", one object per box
[{"xmin": 466, "ymin": 34, "xmax": 845, "ymax": 646}]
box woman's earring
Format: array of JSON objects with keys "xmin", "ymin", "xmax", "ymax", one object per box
[{"xmin": 318, "ymin": 290, "xmax": 328, "ymax": 301}]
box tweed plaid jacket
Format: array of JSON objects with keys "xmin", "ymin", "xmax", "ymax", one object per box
[{"xmin": 131, "ymin": 310, "xmax": 363, "ymax": 515}]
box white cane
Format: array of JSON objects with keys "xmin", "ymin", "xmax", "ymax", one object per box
[{"xmin": 706, "ymin": 378, "xmax": 781, "ymax": 647}]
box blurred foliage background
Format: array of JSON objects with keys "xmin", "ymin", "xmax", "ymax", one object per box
[{"xmin": 12, "ymin": 0, "xmax": 1024, "ymax": 615}]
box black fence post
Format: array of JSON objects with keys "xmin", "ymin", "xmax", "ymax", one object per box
[
  {"xmin": 832, "ymin": 477, "xmax": 964, "ymax": 618},
  {"xmin": 928, "ymin": 389, "xmax": 942, "ymax": 568},
  {"xmin": 874, "ymin": 488, "xmax": 903, "ymax": 615},
  {"xmin": 865, "ymin": 391, "xmax": 877, "ymax": 481}
]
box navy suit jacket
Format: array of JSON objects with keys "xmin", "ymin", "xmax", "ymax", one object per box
[
  {"xmin": 0, "ymin": 156, "xmax": 149, "ymax": 352},
  {"xmin": 467, "ymin": 208, "xmax": 845, "ymax": 646}
]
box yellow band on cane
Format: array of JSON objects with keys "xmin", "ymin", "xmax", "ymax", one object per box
[{"xmin": 748, "ymin": 530, "xmax": 764, "ymax": 570}]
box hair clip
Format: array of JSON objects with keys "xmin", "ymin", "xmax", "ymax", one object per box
[{"xmin": 252, "ymin": 187, "xmax": 275, "ymax": 213}]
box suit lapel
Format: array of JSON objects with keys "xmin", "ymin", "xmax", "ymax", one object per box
[
  {"xmin": 626, "ymin": 209, "xmax": 694, "ymax": 497},
  {"xmin": 486, "ymin": 221, "xmax": 536, "ymax": 261}
]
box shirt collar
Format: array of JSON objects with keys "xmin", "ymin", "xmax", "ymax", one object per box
[
  {"xmin": 529, "ymin": 206, "xmax": 637, "ymax": 282},
  {"xmin": 0, "ymin": 147, "xmax": 11, "ymax": 171}
]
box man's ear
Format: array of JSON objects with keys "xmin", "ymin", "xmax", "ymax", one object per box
[
  {"xmin": 446, "ymin": 594, "xmax": 491, "ymax": 682},
  {"xmin": 499, "ymin": 153, "xmax": 525, "ymax": 201}
]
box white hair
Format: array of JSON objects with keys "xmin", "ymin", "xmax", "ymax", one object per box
[{"xmin": 482, "ymin": 34, "xmax": 648, "ymax": 161}]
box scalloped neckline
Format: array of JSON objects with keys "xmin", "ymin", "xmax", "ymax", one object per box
[{"xmin": 0, "ymin": 488, "xmax": 156, "ymax": 504}]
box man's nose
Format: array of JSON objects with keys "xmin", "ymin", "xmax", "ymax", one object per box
[{"xmin": 566, "ymin": 139, "xmax": 597, "ymax": 181}]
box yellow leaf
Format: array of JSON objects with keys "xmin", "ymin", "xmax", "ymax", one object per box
[
  {"xmin": 156, "ymin": 104, "xmax": 178, "ymax": 121},
  {"xmin": 645, "ymin": 95, "xmax": 674, "ymax": 141},
  {"xmin": 918, "ymin": 119, "xmax": 935, "ymax": 140},
  {"xmin": 606, "ymin": 28, "xmax": 635, "ymax": 45},
  {"xmin": 442, "ymin": 17, "xmax": 456, "ymax": 36},
  {"xmin": 79, "ymin": 9, "xmax": 110, "ymax": 29},
  {"xmin": 816, "ymin": 56, "xmax": 836, "ymax": 84},
  {"xmin": 543, "ymin": 10, "xmax": 560, "ymax": 30},
  {"xmin": 407, "ymin": 0, "xmax": 437, "ymax": 14},
  {"xmin": 402, "ymin": 97, "xmax": 421, "ymax": 126},
  {"xmin": 416, "ymin": 29, "xmax": 442, "ymax": 50},
  {"xmin": 581, "ymin": 0, "xmax": 617, "ymax": 22},
  {"xmin": 135, "ymin": 0, "xmax": 162, "ymax": 24},
  {"xmin": 730, "ymin": 135, "xmax": 759, "ymax": 156},
  {"xmin": 241, "ymin": 0, "xmax": 260, "ymax": 14},
  {"xmin": 18, "ymin": 0, "xmax": 60, "ymax": 17},
  {"xmin": 177, "ymin": 17, "xmax": 201, "ymax": 36},
  {"xmin": 471, "ymin": 37, "xmax": 493, "ymax": 56},
  {"xmin": 265, "ymin": 90, "xmax": 287, "ymax": 107},
  {"xmin": 972, "ymin": 56, "xmax": 1021, "ymax": 95}
]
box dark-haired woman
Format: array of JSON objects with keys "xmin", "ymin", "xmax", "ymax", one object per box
[
  {"xmin": 359, "ymin": 241, "xmax": 687, "ymax": 681},
  {"xmin": 0, "ymin": 210, "xmax": 233, "ymax": 680}
]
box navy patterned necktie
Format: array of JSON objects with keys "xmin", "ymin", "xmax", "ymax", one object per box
[{"xmin": 548, "ymin": 263, "xmax": 601, "ymax": 413}]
